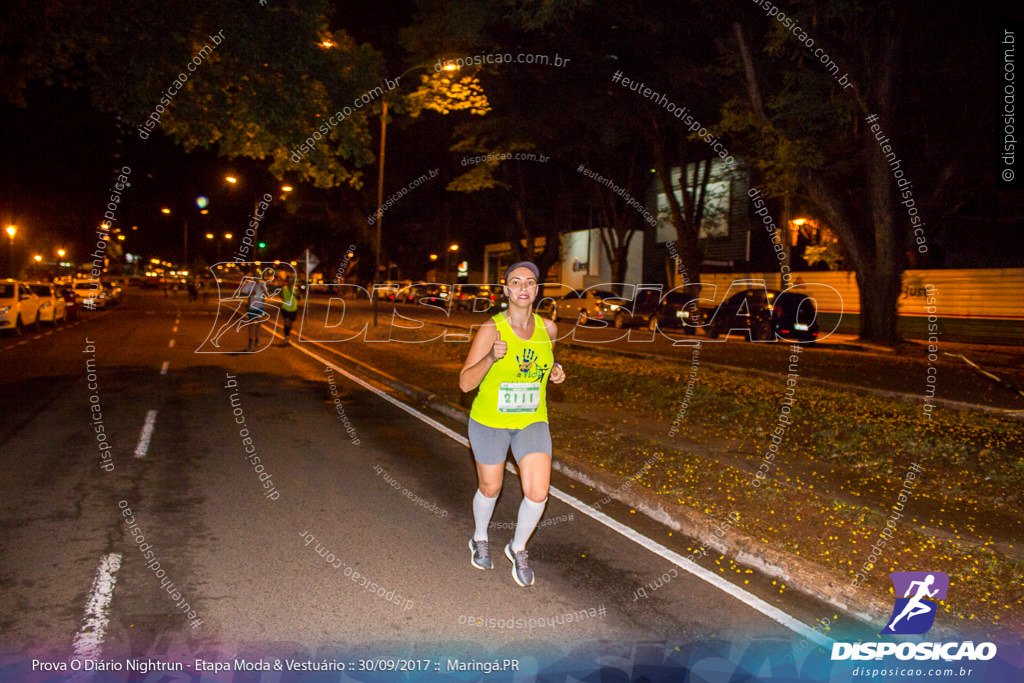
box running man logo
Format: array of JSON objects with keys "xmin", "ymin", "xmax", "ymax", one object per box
[
  {"xmin": 880, "ymin": 571, "xmax": 949, "ymax": 635},
  {"xmin": 196, "ymin": 262, "xmax": 293, "ymax": 354}
]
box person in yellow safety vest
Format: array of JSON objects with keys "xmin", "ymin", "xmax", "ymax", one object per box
[{"xmin": 279, "ymin": 274, "xmax": 299, "ymax": 344}]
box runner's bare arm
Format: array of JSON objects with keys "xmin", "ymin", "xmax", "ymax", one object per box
[
  {"xmin": 459, "ymin": 320, "xmax": 501, "ymax": 392},
  {"xmin": 543, "ymin": 317, "xmax": 557, "ymax": 352},
  {"xmin": 544, "ymin": 318, "xmax": 565, "ymax": 383}
]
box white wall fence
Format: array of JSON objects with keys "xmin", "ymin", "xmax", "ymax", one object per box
[{"xmin": 684, "ymin": 268, "xmax": 1024, "ymax": 344}]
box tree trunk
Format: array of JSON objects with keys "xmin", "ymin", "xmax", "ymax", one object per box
[{"xmin": 651, "ymin": 138, "xmax": 704, "ymax": 288}]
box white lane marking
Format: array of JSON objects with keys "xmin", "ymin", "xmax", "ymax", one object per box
[
  {"xmin": 288, "ymin": 340, "xmax": 831, "ymax": 647},
  {"xmin": 175, "ymin": 318, "xmax": 180, "ymax": 324},
  {"xmin": 290, "ymin": 340, "xmax": 470, "ymax": 448},
  {"xmin": 168, "ymin": 339, "xmax": 175, "ymax": 348},
  {"xmin": 70, "ymin": 552, "xmax": 122, "ymax": 662},
  {"xmin": 134, "ymin": 410, "xmax": 158, "ymax": 458},
  {"xmin": 540, "ymin": 483, "xmax": 830, "ymax": 646},
  {"xmin": 160, "ymin": 361, "xmax": 170, "ymax": 375},
  {"xmin": 172, "ymin": 325, "xmax": 178, "ymax": 333}
]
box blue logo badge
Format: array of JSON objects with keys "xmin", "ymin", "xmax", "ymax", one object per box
[{"xmin": 880, "ymin": 571, "xmax": 949, "ymax": 635}]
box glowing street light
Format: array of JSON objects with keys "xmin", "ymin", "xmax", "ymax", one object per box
[
  {"xmin": 225, "ymin": 176, "xmax": 267, "ymax": 252},
  {"xmin": 5, "ymin": 225, "xmax": 15, "ymax": 275},
  {"xmin": 33, "ymin": 254, "xmax": 42, "ymax": 262}
]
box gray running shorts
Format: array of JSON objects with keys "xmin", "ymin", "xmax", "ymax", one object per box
[{"xmin": 468, "ymin": 418, "xmax": 552, "ymax": 465}]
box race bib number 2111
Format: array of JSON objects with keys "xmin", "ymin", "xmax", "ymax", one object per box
[{"xmin": 497, "ymin": 382, "xmax": 540, "ymax": 413}]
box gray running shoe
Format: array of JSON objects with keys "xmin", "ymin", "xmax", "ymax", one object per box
[
  {"xmin": 504, "ymin": 543, "xmax": 534, "ymax": 587},
  {"xmin": 469, "ymin": 539, "xmax": 492, "ymax": 570}
]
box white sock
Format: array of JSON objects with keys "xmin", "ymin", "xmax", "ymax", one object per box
[
  {"xmin": 511, "ymin": 496, "xmax": 547, "ymax": 552},
  {"xmin": 473, "ymin": 490, "xmax": 498, "ymax": 541}
]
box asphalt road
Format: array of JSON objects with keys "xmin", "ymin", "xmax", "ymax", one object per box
[{"xmin": 1, "ymin": 289, "xmax": 886, "ymax": 677}]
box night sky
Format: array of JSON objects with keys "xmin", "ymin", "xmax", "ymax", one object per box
[{"xmin": 0, "ymin": 0, "xmax": 416, "ymax": 269}]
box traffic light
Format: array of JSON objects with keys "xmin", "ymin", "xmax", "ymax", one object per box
[{"xmin": 258, "ymin": 242, "xmax": 266, "ymax": 249}]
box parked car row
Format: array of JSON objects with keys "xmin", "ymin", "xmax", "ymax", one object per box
[
  {"xmin": 372, "ymin": 282, "xmax": 500, "ymax": 311},
  {"xmin": 69, "ymin": 279, "xmax": 123, "ymax": 309},
  {"xmin": 349, "ymin": 279, "xmax": 819, "ymax": 342},
  {"xmin": 1, "ymin": 280, "xmax": 72, "ymax": 334},
  {"xmin": 593, "ymin": 288, "xmax": 704, "ymax": 333},
  {"xmin": 535, "ymin": 288, "xmax": 617, "ymax": 325},
  {"xmin": 537, "ymin": 284, "xmax": 819, "ymax": 342},
  {"xmin": 0, "ymin": 276, "xmax": 127, "ymax": 335}
]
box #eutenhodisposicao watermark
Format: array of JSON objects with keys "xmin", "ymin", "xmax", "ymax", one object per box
[
  {"xmin": 846, "ymin": 463, "xmax": 924, "ymax": 596},
  {"xmin": 748, "ymin": 344, "xmax": 803, "ymax": 487},
  {"xmin": 458, "ymin": 605, "xmax": 606, "ymax": 631},
  {"xmin": 667, "ymin": 342, "xmax": 701, "ymax": 438},
  {"xmin": 118, "ymin": 500, "xmax": 203, "ymax": 629},
  {"xmin": 611, "ymin": 70, "xmax": 735, "ymax": 166},
  {"xmin": 576, "ymin": 164, "xmax": 659, "ymax": 228}
]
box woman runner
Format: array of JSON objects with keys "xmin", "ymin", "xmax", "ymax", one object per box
[{"xmin": 459, "ymin": 261, "xmax": 565, "ymax": 586}]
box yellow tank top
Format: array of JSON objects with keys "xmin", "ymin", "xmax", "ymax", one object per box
[{"xmin": 469, "ymin": 312, "xmax": 554, "ymax": 429}]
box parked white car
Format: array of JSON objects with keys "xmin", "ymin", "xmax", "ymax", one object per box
[
  {"xmin": 0, "ymin": 280, "xmax": 42, "ymax": 334},
  {"xmin": 72, "ymin": 279, "xmax": 107, "ymax": 310},
  {"xmin": 28, "ymin": 282, "xmax": 67, "ymax": 325}
]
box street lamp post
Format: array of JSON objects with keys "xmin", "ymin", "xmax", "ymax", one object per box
[
  {"xmin": 373, "ymin": 97, "xmax": 389, "ymax": 327},
  {"xmin": 163, "ymin": 198, "xmax": 209, "ymax": 272},
  {"xmin": 443, "ymin": 243, "xmax": 459, "ymax": 281},
  {"xmin": 5, "ymin": 225, "xmax": 16, "ymax": 277},
  {"xmin": 372, "ymin": 62, "xmax": 460, "ymax": 327}
]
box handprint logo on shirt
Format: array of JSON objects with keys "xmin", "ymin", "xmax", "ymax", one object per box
[{"xmin": 517, "ymin": 348, "xmax": 536, "ymax": 374}]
